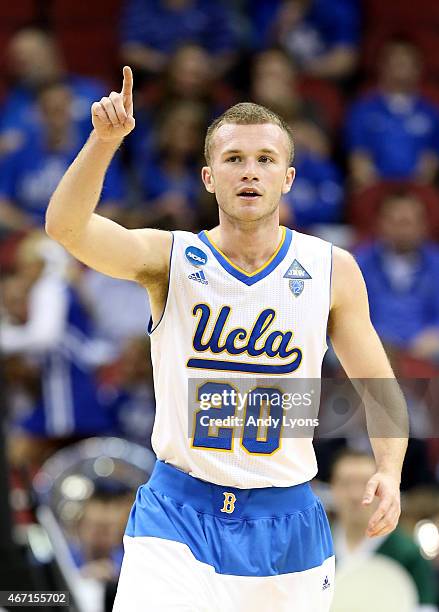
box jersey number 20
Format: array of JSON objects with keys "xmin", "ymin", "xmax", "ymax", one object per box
[{"xmin": 191, "ymin": 381, "xmax": 284, "ymax": 455}]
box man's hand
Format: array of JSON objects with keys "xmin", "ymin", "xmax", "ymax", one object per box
[
  {"xmin": 91, "ymin": 66, "xmax": 135, "ymax": 142},
  {"xmin": 362, "ymin": 471, "xmax": 401, "ymax": 537}
]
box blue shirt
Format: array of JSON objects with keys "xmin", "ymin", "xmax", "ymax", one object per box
[
  {"xmin": 0, "ymin": 130, "xmax": 125, "ymax": 226},
  {"xmin": 70, "ymin": 542, "xmax": 124, "ymax": 573},
  {"xmin": 345, "ymin": 93, "xmax": 439, "ymax": 179},
  {"xmin": 139, "ymin": 152, "xmax": 200, "ymax": 209},
  {"xmin": 121, "ymin": 0, "xmax": 236, "ymax": 55},
  {"xmin": 0, "ymin": 75, "xmax": 106, "ymax": 141},
  {"xmin": 356, "ymin": 242, "xmax": 439, "ymax": 347},
  {"xmin": 250, "ymin": 0, "xmax": 360, "ymax": 51},
  {"xmin": 284, "ymin": 152, "xmax": 343, "ymax": 228},
  {"xmin": 17, "ymin": 286, "xmax": 116, "ymax": 437}
]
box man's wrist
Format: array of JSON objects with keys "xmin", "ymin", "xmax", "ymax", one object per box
[
  {"xmin": 89, "ymin": 129, "xmax": 124, "ymax": 149},
  {"xmin": 375, "ymin": 467, "xmax": 402, "ymax": 483}
]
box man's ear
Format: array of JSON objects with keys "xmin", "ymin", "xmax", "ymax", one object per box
[
  {"xmin": 282, "ymin": 166, "xmax": 295, "ymax": 194},
  {"xmin": 201, "ymin": 166, "xmax": 215, "ymax": 193}
]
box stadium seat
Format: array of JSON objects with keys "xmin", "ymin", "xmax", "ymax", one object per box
[
  {"xmin": 49, "ymin": 0, "xmax": 123, "ymax": 25},
  {"xmin": 365, "ymin": 0, "xmax": 439, "ymax": 28},
  {"xmin": 0, "ymin": 0, "xmax": 36, "ymax": 26},
  {"xmin": 55, "ymin": 26, "xmax": 119, "ymax": 84},
  {"xmin": 297, "ymin": 77, "xmax": 344, "ymax": 134},
  {"xmin": 348, "ymin": 181, "xmax": 439, "ymax": 241}
]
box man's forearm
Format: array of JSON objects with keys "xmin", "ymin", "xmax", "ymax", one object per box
[
  {"xmin": 363, "ymin": 378, "xmax": 409, "ymax": 480},
  {"xmin": 45, "ymin": 130, "xmax": 122, "ymax": 243},
  {"xmin": 369, "ymin": 437, "xmax": 407, "ymax": 481}
]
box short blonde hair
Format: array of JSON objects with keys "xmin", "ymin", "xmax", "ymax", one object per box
[{"xmin": 204, "ymin": 102, "xmax": 294, "ymax": 165}]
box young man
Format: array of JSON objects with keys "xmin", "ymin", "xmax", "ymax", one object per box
[
  {"xmin": 46, "ymin": 67, "xmax": 408, "ymax": 612},
  {"xmin": 330, "ymin": 450, "xmax": 438, "ymax": 610}
]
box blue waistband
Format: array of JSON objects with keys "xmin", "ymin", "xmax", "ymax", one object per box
[{"xmin": 147, "ymin": 460, "xmax": 317, "ymax": 520}]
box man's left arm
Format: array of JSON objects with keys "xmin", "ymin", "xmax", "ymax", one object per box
[{"xmin": 328, "ymin": 246, "xmax": 409, "ymax": 538}]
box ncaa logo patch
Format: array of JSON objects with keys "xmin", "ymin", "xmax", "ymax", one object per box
[
  {"xmin": 185, "ymin": 246, "xmax": 208, "ymax": 267},
  {"xmin": 283, "ymin": 259, "xmax": 312, "ymax": 280}
]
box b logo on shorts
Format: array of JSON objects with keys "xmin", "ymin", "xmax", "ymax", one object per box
[{"xmin": 220, "ymin": 492, "xmax": 236, "ymax": 514}]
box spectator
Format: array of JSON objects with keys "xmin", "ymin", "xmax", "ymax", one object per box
[
  {"xmin": 120, "ymin": 0, "xmax": 237, "ymax": 77},
  {"xmin": 80, "ymin": 269, "xmax": 150, "ymax": 351},
  {"xmin": 248, "ymin": 50, "xmax": 344, "ymax": 229},
  {"xmin": 283, "ymin": 118, "xmax": 344, "ymax": 229},
  {"xmin": 0, "ymin": 232, "xmax": 116, "ymax": 468},
  {"xmin": 101, "ymin": 337, "xmax": 155, "ymax": 447},
  {"xmin": 70, "ymin": 488, "xmax": 130, "ymax": 582},
  {"xmin": 0, "ymin": 28, "xmax": 107, "ymax": 150},
  {"xmin": 330, "ymin": 449, "xmax": 438, "ymax": 610},
  {"xmin": 356, "ymin": 192, "xmax": 439, "ymax": 360},
  {"xmin": 0, "ymin": 82, "xmax": 125, "ymax": 231},
  {"xmin": 250, "ymin": 48, "xmax": 325, "ymax": 126},
  {"xmin": 130, "ymin": 44, "xmax": 233, "ymax": 163},
  {"xmin": 135, "ymin": 101, "xmax": 206, "ymax": 229},
  {"xmin": 346, "ymin": 40, "xmax": 439, "ymax": 188},
  {"xmin": 252, "ymin": 0, "xmax": 360, "ymax": 79}
]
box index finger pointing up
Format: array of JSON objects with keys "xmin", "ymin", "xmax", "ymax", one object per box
[{"xmin": 121, "ymin": 66, "xmax": 133, "ymax": 96}]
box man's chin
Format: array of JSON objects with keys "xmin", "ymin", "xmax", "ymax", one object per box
[{"xmin": 221, "ymin": 203, "xmax": 277, "ymax": 223}]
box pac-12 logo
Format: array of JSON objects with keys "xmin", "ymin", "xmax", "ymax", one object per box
[{"xmin": 185, "ymin": 246, "xmax": 208, "ymax": 267}]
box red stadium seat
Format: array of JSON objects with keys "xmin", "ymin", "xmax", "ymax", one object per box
[
  {"xmin": 0, "ymin": 1, "xmax": 36, "ymax": 26},
  {"xmin": 348, "ymin": 181, "xmax": 439, "ymax": 241},
  {"xmin": 365, "ymin": 0, "xmax": 439, "ymax": 28},
  {"xmin": 297, "ymin": 77, "xmax": 344, "ymax": 134},
  {"xmin": 49, "ymin": 0, "xmax": 123, "ymax": 25},
  {"xmin": 55, "ymin": 26, "xmax": 119, "ymax": 84}
]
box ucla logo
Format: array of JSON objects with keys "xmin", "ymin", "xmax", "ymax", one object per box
[
  {"xmin": 185, "ymin": 246, "xmax": 208, "ymax": 267},
  {"xmin": 221, "ymin": 492, "xmax": 236, "ymax": 514},
  {"xmin": 187, "ymin": 304, "xmax": 302, "ymax": 374}
]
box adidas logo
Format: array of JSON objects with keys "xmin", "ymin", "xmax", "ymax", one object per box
[
  {"xmin": 322, "ymin": 576, "xmax": 330, "ymax": 591},
  {"xmin": 188, "ymin": 270, "xmax": 208, "ymax": 285}
]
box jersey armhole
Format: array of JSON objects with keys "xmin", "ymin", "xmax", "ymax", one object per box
[
  {"xmin": 147, "ymin": 231, "xmax": 175, "ymax": 336},
  {"xmin": 325, "ymin": 242, "xmax": 334, "ymax": 349}
]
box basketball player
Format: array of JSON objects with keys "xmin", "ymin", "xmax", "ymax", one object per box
[{"xmin": 46, "ymin": 67, "xmax": 408, "ymax": 612}]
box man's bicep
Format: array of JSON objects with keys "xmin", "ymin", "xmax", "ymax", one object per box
[
  {"xmin": 329, "ymin": 247, "xmax": 394, "ymax": 378},
  {"xmin": 62, "ymin": 213, "xmax": 172, "ymax": 282}
]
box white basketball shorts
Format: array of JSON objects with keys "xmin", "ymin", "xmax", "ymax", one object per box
[{"xmin": 113, "ymin": 461, "xmax": 335, "ymax": 612}]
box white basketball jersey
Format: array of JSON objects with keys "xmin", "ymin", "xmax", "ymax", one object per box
[{"xmin": 149, "ymin": 227, "xmax": 332, "ymax": 488}]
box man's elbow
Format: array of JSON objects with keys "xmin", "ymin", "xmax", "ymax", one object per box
[{"xmin": 45, "ymin": 210, "xmax": 73, "ymax": 246}]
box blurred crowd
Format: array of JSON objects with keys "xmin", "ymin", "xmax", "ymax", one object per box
[{"xmin": 0, "ymin": 0, "xmax": 439, "ymax": 610}]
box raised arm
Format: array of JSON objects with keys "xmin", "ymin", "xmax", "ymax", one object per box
[
  {"xmin": 45, "ymin": 66, "xmax": 171, "ymax": 285},
  {"xmin": 328, "ymin": 247, "xmax": 408, "ymax": 538}
]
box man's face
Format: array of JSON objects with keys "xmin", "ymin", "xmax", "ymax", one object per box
[
  {"xmin": 202, "ymin": 123, "xmax": 295, "ymax": 223},
  {"xmin": 78, "ymin": 501, "xmax": 121, "ymax": 560},
  {"xmin": 8, "ymin": 30, "xmax": 61, "ymax": 85},
  {"xmin": 331, "ymin": 457, "xmax": 377, "ymax": 528},
  {"xmin": 380, "ymin": 44, "xmax": 421, "ymax": 91},
  {"xmin": 378, "ymin": 197, "xmax": 427, "ymax": 253}
]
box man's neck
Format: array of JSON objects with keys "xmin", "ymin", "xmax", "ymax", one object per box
[{"xmin": 208, "ymin": 213, "xmax": 283, "ymax": 274}]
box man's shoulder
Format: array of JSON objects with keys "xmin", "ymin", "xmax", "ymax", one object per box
[{"xmin": 293, "ymin": 228, "xmax": 332, "ymax": 250}]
